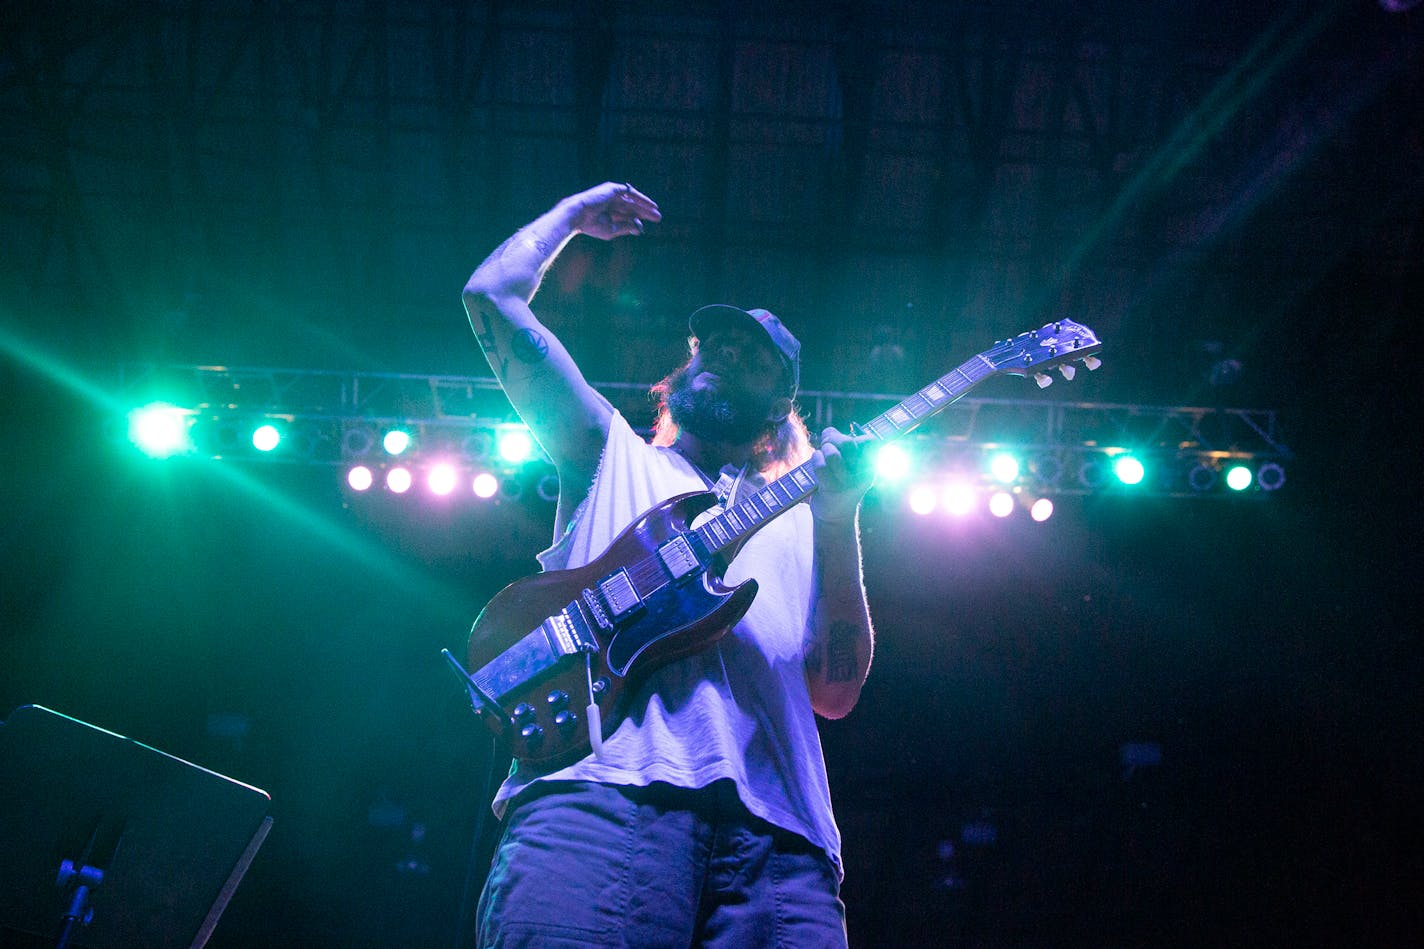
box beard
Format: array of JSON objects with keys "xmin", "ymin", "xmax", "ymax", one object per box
[{"xmin": 665, "ymin": 367, "xmax": 774, "ymax": 444}]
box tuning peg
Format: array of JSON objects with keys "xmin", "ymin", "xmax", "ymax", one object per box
[
  {"xmin": 1058, "ymin": 364, "xmax": 1076, "ymax": 381},
  {"xmin": 1033, "ymin": 372, "xmax": 1052, "ymax": 389},
  {"xmin": 1082, "ymin": 355, "xmax": 1102, "ymax": 371}
]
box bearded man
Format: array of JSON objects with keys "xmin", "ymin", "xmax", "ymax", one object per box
[{"xmin": 461, "ymin": 182, "xmax": 876, "ymax": 948}]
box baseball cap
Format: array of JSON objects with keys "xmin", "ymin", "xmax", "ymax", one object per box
[{"xmin": 688, "ymin": 305, "xmax": 801, "ymax": 398}]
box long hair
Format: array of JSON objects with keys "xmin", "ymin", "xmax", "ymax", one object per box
[{"xmin": 650, "ymin": 344, "xmax": 813, "ymax": 480}]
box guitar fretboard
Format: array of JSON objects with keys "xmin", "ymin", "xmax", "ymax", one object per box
[
  {"xmin": 692, "ymin": 353, "xmax": 996, "ymax": 556},
  {"xmin": 859, "ymin": 356, "xmax": 996, "ymax": 441}
]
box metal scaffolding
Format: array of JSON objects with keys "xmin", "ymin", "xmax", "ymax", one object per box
[{"xmin": 115, "ymin": 363, "xmax": 1290, "ymax": 498}]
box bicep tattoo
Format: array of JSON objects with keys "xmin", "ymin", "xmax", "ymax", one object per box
[{"xmin": 472, "ymin": 303, "xmax": 509, "ymax": 378}]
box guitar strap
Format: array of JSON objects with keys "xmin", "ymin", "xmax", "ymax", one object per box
[
  {"xmin": 672, "ymin": 444, "xmax": 749, "ymax": 509},
  {"xmin": 711, "ymin": 467, "xmax": 742, "ymax": 506}
]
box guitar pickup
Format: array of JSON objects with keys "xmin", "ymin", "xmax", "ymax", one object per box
[
  {"xmin": 596, "ymin": 568, "xmax": 642, "ymax": 620},
  {"xmin": 657, "ymin": 534, "xmax": 701, "ymax": 580}
]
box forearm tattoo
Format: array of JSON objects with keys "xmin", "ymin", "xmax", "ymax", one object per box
[
  {"xmin": 511, "ymin": 327, "xmax": 550, "ymax": 364},
  {"xmin": 824, "ymin": 620, "xmax": 860, "ymax": 682},
  {"xmin": 494, "ymin": 226, "xmax": 554, "ymax": 260}
]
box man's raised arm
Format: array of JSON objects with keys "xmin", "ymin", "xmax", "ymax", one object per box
[{"xmin": 462, "ymin": 182, "xmax": 661, "ymax": 483}]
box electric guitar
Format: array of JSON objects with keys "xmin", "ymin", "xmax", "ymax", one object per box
[{"xmin": 456, "ymin": 319, "xmax": 1102, "ymax": 765}]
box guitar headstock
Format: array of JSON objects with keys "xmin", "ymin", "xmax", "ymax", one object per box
[{"xmin": 984, "ymin": 319, "xmax": 1103, "ymax": 388}]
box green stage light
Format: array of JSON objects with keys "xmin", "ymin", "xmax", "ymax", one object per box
[
  {"xmin": 874, "ymin": 443, "xmax": 912, "ymax": 483},
  {"xmin": 252, "ymin": 423, "xmax": 281, "ymax": 452},
  {"xmin": 1225, "ymin": 465, "xmax": 1253, "ymax": 491},
  {"xmin": 127, "ymin": 403, "xmax": 194, "ymax": 458},
  {"xmin": 1113, "ymin": 455, "xmax": 1145, "ymax": 486},
  {"xmin": 989, "ymin": 452, "xmax": 1020, "ymax": 484},
  {"xmin": 497, "ymin": 427, "xmax": 534, "ymax": 464},
  {"xmin": 383, "ymin": 429, "xmax": 412, "ymax": 455}
]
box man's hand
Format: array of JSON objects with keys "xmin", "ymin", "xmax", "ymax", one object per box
[
  {"xmin": 565, "ymin": 182, "xmax": 662, "ymax": 241},
  {"xmin": 809, "ymin": 427, "xmax": 877, "ymax": 525}
]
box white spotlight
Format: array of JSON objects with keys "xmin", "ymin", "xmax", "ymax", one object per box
[
  {"xmin": 472, "ymin": 472, "xmax": 499, "ymax": 498},
  {"xmin": 428, "ymin": 463, "xmax": 458, "ymax": 496},
  {"xmin": 908, "ymin": 485, "xmax": 937, "ymax": 516},
  {"xmin": 386, "ymin": 467, "xmax": 413, "ymax": 494},
  {"xmin": 988, "ymin": 491, "xmax": 1015, "ymax": 518},
  {"xmin": 942, "ymin": 481, "xmax": 976, "ymax": 517}
]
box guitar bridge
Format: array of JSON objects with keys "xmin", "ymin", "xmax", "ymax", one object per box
[{"xmin": 470, "ymin": 601, "xmax": 599, "ymax": 704}]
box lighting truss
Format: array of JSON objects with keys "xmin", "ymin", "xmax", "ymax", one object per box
[{"xmin": 113, "ymin": 365, "xmax": 1292, "ymax": 498}]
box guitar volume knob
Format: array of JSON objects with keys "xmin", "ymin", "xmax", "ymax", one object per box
[
  {"xmin": 519, "ymin": 723, "xmax": 544, "ymax": 749},
  {"xmin": 546, "ymin": 689, "xmax": 569, "ymax": 710},
  {"xmin": 513, "ymin": 703, "xmax": 536, "ymax": 724},
  {"xmin": 554, "ymin": 710, "xmax": 578, "ymax": 732}
]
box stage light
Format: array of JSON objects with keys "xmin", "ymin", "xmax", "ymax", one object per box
[
  {"xmin": 1225, "ymin": 465, "xmax": 1253, "ymax": 491},
  {"xmin": 472, "ymin": 471, "xmax": 499, "ymax": 498},
  {"xmin": 347, "ymin": 466, "xmax": 374, "ymax": 491},
  {"xmin": 252, "ymin": 423, "xmax": 281, "ymax": 452},
  {"xmin": 989, "ymin": 452, "xmax": 1020, "ymax": 484},
  {"xmin": 1113, "ymin": 455, "xmax": 1145, "ymax": 486},
  {"xmin": 988, "ymin": 491, "xmax": 1015, "ymax": 518},
  {"xmin": 461, "ymin": 430, "xmax": 494, "ymax": 461},
  {"xmin": 497, "ymin": 427, "xmax": 534, "ymax": 464},
  {"xmin": 386, "ymin": 466, "xmax": 412, "ymax": 493},
  {"xmin": 194, "ymin": 416, "xmax": 243, "ymax": 455},
  {"xmin": 1029, "ymin": 452, "xmax": 1063, "ymax": 487},
  {"xmin": 960, "ymin": 820, "xmax": 998, "ymax": 847},
  {"xmin": 874, "ymin": 443, "xmax": 912, "ymax": 483},
  {"xmin": 383, "ymin": 429, "xmax": 412, "ymax": 456},
  {"xmin": 342, "ymin": 424, "xmax": 376, "ymax": 458},
  {"xmin": 1029, "ymin": 497, "xmax": 1054, "ymax": 522},
  {"xmin": 1257, "ymin": 462, "xmax": 1286, "ymax": 491},
  {"xmin": 908, "ymin": 485, "xmax": 937, "ymax": 516},
  {"xmin": 428, "ymin": 463, "xmax": 458, "ymax": 496},
  {"xmin": 1187, "ymin": 462, "xmax": 1217, "ymax": 492},
  {"xmin": 942, "ymin": 481, "xmax": 976, "ymax": 517},
  {"xmin": 536, "ymin": 473, "xmax": 560, "ymax": 503},
  {"xmin": 1078, "ymin": 457, "xmax": 1107, "ymax": 489},
  {"xmin": 1120, "ymin": 741, "xmax": 1163, "ymax": 779},
  {"xmin": 286, "ymin": 420, "xmax": 326, "ymax": 460},
  {"xmin": 128, "ymin": 403, "xmax": 194, "ymax": 458}
]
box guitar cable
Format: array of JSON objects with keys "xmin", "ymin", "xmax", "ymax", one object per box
[{"xmin": 584, "ymin": 651, "xmax": 606, "ymax": 760}]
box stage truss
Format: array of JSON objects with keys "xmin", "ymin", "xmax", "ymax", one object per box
[{"xmin": 114, "ymin": 364, "xmax": 1291, "ymax": 500}]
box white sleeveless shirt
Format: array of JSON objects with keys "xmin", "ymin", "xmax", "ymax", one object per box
[{"xmin": 490, "ymin": 411, "xmax": 842, "ymax": 877}]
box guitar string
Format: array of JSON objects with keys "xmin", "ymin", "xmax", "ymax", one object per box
[{"xmin": 616, "ymin": 351, "xmax": 1011, "ymax": 600}]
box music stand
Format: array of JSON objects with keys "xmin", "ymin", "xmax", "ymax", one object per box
[{"xmin": 0, "ymin": 705, "xmax": 273, "ymax": 948}]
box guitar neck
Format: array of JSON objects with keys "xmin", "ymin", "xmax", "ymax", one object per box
[{"xmin": 692, "ymin": 353, "xmax": 997, "ymax": 556}]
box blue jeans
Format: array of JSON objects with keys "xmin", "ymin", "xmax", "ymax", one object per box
[{"xmin": 476, "ymin": 779, "xmax": 847, "ymax": 948}]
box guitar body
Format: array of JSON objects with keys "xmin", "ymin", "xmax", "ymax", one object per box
[{"xmin": 466, "ymin": 490, "xmax": 758, "ymax": 766}]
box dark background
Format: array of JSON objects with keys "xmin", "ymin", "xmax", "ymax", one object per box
[{"xmin": 2, "ymin": 2, "xmax": 1420, "ymax": 946}]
